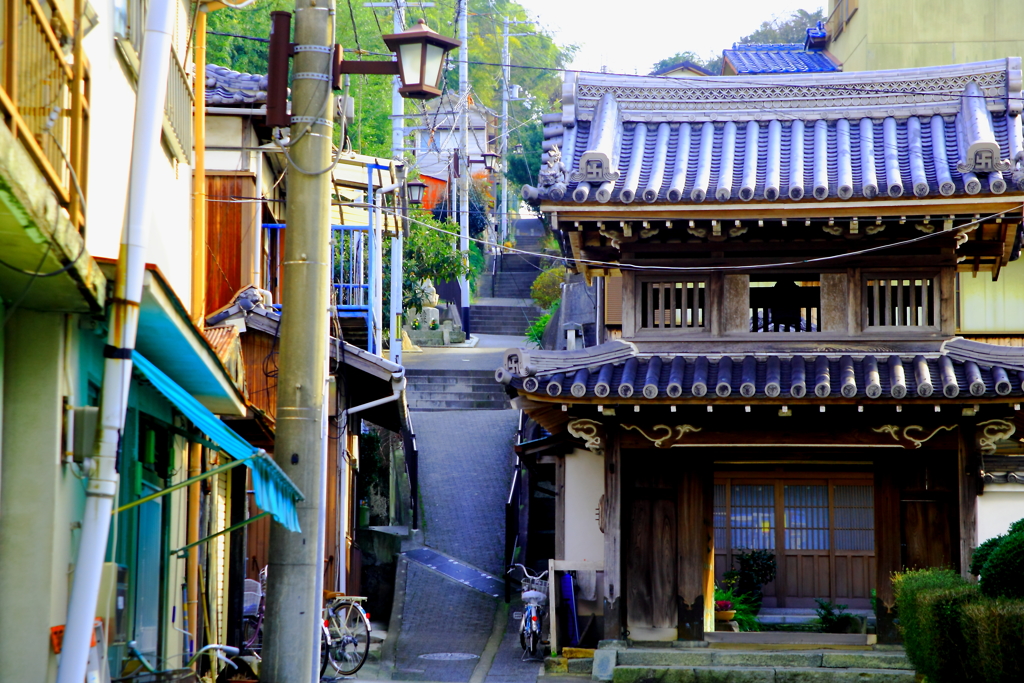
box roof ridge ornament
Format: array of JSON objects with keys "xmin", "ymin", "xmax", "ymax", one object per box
[
  {"xmin": 569, "ymin": 93, "xmax": 621, "ymax": 189},
  {"xmin": 956, "ymin": 81, "xmax": 1012, "ymax": 174}
]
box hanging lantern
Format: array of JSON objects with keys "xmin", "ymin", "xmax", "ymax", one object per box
[{"xmin": 382, "ymin": 19, "xmax": 461, "ymax": 100}]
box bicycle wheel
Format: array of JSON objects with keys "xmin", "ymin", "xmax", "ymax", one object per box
[
  {"xmin": 325, "ymin": 601, "xmax": 371, "ymax": 676},
  {"xmin": 320, "ymin": 623, "xmax": 330, "ymax": 677},
  {"xmin": 528, "ymin": 630, "xmax": 540, "ymax": 658},
  {"xmin": 242, "ymin": 614, "xmax": 263, "ymax": 654}
]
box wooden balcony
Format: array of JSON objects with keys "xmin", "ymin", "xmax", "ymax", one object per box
[{"xmin": 0, "ymin": 0, "xmax": 89, "ymax": 229}]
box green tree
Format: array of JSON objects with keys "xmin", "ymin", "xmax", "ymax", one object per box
[
  {"xmin": 650, "ymin": 51, "xmax": 723, "ymax": 77},
  {"xmin": 737, "ymin": 8, "xmax": 826, "ymax": 45}
]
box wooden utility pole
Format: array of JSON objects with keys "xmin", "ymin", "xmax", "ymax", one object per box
[{"xmin": 260, "ymin": 0, "xmax": 332, "ymax": 679}]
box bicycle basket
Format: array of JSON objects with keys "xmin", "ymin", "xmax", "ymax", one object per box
[
  {"xmin": 521, "ymin": 577, "xmax": 548, "ymax": 593},
  {"xmin": 243, "ymin": 578, "xmax": 261, "ymax": 616}
]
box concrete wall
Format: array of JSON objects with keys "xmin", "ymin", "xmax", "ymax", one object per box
[
  {"xmin": 829, "ymin": 0, "xmax": 1024, "ymax": 72},
  {"xmin": 82, "ymin": 0, "xmax": 193, "ymax": 307},
  {"xmin": 563, "ymin": 448, "xmax": 604, "ymax": 563},
  {"xmin": 978, "ymin": 482, "xmax": 1024, "ymax": 541},
  {"xmin": 0, "ymin": 311, "xmax": 75, "ymax": 682}
]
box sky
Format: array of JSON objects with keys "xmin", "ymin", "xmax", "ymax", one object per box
[{"xmin": 512, "ymin": 1, "xmax": 826, "ymax": 76}]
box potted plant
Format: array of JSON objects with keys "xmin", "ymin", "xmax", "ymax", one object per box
[{"xmin": 714, "ymin": 600, "xmax": 736, "ymax": 621}]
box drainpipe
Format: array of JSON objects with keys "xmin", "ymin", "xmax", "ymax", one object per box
[
  {"xmin": 56, "ymin": 1, "xmax": 177, "ymax": 681},
  {"xmin": 192, "ymin": 5, "xmax": 208, "ymax": 324},
  {"xmin": 186, "ymin": 5, "xmax": 209, "ymax": 667}
]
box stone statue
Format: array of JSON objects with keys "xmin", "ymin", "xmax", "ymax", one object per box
[{"xmin": 522, "ymin": 145, "xmax": 568, "ymax": 202}]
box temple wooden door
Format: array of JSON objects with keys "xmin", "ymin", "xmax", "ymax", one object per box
[{"xmin": 626, "ymin": 474, "xmax": 678, "ymax": 637}]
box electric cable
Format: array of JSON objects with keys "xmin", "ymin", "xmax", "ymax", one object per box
[{"xmin": 347, "ymin": 203, "xmax": 1024, "ymax": 274}]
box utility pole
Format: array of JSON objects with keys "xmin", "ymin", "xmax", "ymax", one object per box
[
  {"xmin": 391, "ymin": 164, "xmax": 407, "ymax": 366},
  {"xmin": 458, "ymin": 0, "xmax": 470, "ymax": 334},
  {"xmin": 260, "ymin": 0, "xmax": 332, "ymax": 680}
]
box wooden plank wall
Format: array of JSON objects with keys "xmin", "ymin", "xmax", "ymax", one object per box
[
  {"xmin": 241, "ymin": 331, "xmax": 278, "ymax": 420},
  {"xmin": 206, "ymin": 174, "xmax": 256, "ymax": 315}
]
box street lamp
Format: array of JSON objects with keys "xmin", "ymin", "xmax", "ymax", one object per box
[
  {"xmin": 481, "ymin": 152, "xmax": 498, "ymax": 173},
  {"xmin": 383, "ymin": 20, "xmax": 461, "ymax": 100},
  {"xmin": 407, "ymin": 180, "xmax": 427, "ymax": 205}
]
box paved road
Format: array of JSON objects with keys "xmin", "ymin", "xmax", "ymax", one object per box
[
  {"xmin": 385, "ymin": 409, "xmax": 539, "ymax": 683},
  {"xmin": 403, "ymin": 333, "xmax": 531, "ymax": 372}
]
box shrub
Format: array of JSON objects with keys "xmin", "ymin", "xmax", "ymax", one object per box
[
  {"xmin": 814, "ymin": 598, "xmax": 861, "ymax": 634},
  {"xmin": 530, "ymin": 267, "xmax": 564, "ymax": 311},
  {"xmin": 714, "ymin": 586, "xmax": 760, "ymax": 632},
  {"xmin": 970, "ymin": 535, "xmax": 1005, "ymax": 576},
  {"xmin": 980, "ymin": 532, "xmax": 1024, "ymax": 599},
  {"xmin": 525, "ymin": 301, "xmax": 558, "ymax": 346},
  {"xmin": 893, "ymin": 569, "xmax": 977, "ymax": 683},
  {"xmin": 960, "ymin": 597, "xmax": 1024, "ymax": 682},
  {"xmin": 731, "ymin": 549, "xmax": 777, "ymax": 613}
]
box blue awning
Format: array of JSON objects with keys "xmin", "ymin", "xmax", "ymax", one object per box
[{"xmin": 132, "ymin": 351, "xmax": 303, "ymax": 532}]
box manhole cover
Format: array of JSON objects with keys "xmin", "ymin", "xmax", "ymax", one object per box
[{"xmin": 418, "ymin": 653, "xmax": 480, "ymax": 661}]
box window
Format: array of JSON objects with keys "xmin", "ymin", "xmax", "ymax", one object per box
[
  {"xmin": 638, "ymin": 277, "xmax": 707, "ymax": 331},
  {"xmin": 863, "ymin": 273, "xmax": 939, "ymax": 329},
  {"xmin": 749, "ymin": 277, "xmax": 820, "ymax": 332}
]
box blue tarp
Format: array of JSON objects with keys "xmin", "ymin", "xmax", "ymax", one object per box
[{"xmin": 132, "ymin": 351, "xmax": 303, "ymax": 532}]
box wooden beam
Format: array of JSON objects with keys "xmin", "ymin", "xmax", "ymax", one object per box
[
  {"xmin": 676, "ymin": 462, "xmax": 711, "ymax": 640},
  {"xmin": 603, "ymin": 429, "xmax": 623, "ymax": 640},
  {"xmin": 874, "ymin": 463, "xmax": 901, "ymax": 644}
]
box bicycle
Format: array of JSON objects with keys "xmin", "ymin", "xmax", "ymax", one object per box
[
  {"xmin": 508, "ymin": 563, "xmax": 549, "ymax": 660},
  {"xmin": 112, "ymin": 641, "xmax": 239, "ymax": 681},
  {"xmin": 241, "ymin": 566, "xmax": 267, "ymax": 656},
  {"xmin": 320, "ymin": 591, "xmax": 372, "ymax": 677}
]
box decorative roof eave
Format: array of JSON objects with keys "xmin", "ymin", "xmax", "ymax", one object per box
[
  {"xmin": 496, "ymin": 339, "xmax": 1024, "ymax": 406},
  {"xmin": 541, "ymin": 194, "xmax": 1024, "ymax": 217},
  {"xmin": 564, "ymin": 58, "xmax": 1021, "ymax": 124}
]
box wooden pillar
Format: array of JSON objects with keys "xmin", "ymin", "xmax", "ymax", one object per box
[
  {"xmin": 677, "ymin": 462, "xmax": 712, "ymax": 640},
  {"xmin": 957, "ymin": 430, "xmax": 980, "ymax": 580},
  {"xmin": 555, "ymin": 456, "xmax": 565, "ymax": 559},
  {"xmin": 603, "ymin": 431, "xmax": 623, "ymax": 640},
  {"xmin": 874, "ymin": 462, "xmax": 902, "ymax": 644}
]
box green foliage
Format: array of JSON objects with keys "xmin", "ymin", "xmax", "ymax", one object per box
[
  {"xmin": 714, "ymin": 586, "xmax": 760, "ymax": 632},
  {"xmin": 381, "ymin": 210, "xmax": 471, "ymax": 319},
  {"xmin": 650, "ymin": 51, "xmax": 722, "ymax": 77},
  {"xmin": 980, "ymin": 531, "xmax": 1024, "ymax": 599},
  {"xmin": 525, "ymin": 300, "xmax": 557, "ymax": 346},
  {"xmin": 959, "ymin": 598, "xmax": 1024, "ymax": 682},
  {"xmin": 736, "ymin": 8, "xmax": 826, "ymax": 45},
  {"xmin": 971, "ymin": 535, "xmax": 1006, "ymax": 576},
  {"xmin": 813, "ymin": 598, "xmax": 863, "ymax": 634},
  {"xmin": 893, "ymin": 568, "xmax": 975, "ymax": 683},
  {"xmin": 530, "ymin": 267, "xmax": 564, "ymax": 311},
  {"xmin": 1009, "ymin": 517, "xmax": 1024, "ymax": 535}
]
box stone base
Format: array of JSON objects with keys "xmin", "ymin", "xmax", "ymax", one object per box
[{"xmin": 714, "ymin": 621, "xmax": 740, "ymax": 632}]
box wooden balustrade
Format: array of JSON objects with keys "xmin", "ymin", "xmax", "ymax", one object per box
[{"xmin": 0, "ymin": 0, "xmax": 88, "ymax": 229}]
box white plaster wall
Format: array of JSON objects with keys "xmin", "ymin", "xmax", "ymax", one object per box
[
  {"xmin": 978, "ymin": 483, "xmax": 1024, "ymax": 541},
  {"xmin": 563, "ymin": 448, "xmax": 604, "ymax": 562},
  {"xmin": 82, "ymin": 0, "xmax": 193, "ymax": 308}
]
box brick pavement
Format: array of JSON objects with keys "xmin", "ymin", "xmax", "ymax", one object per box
[
  {"xmin": 384, "ymin": 408, "xmax": 532, "ymax": 683},
  {"xmin": 413, "ymin": 410, "xmax": 519, "ymax": 576}
]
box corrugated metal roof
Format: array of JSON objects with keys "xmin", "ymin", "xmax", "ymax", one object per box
[
  {"xmin": 524, "ymin": 58, "xmax": 1024, "ymax": 206},
  {"xmin": 723, "ymin": 43, "xmax": 839, "ymax": 74}
]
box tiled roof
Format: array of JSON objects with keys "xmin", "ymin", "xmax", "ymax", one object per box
[
  {"xmin": 651, "ymin": 60, "xmax": 713, "ymax": 77},
  {"xmin": 723, "ymin": 43, "xmax": 839, "ymax": 74},
  {"xmin": 523, "ymin": 59, "xmax": 1024, "ymax": 206},
  {"xmin": 495, "ymin": 339, "xmax": 1024, "ymax": 403},
  {"xmin": 205, "ymin": 64, "xmax": 268, "ymax": 106}
]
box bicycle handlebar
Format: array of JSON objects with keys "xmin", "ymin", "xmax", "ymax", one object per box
[{"xmin": 508, "ymin": 563, "xmax": 549, "ymax": 580}]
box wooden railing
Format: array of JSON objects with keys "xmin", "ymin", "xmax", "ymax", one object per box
[
  {"xmin": 163, "ymin": 45, "xmax": 193, "ymax": 163},
  {"xmin": 0, "ymin": 0, "xmax": 89, "ymax": 228}
]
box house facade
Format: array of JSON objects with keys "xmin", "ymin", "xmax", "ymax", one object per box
[{"xmin": 508, "ymin": 58, "xmax": 1024, "ymax": 644}]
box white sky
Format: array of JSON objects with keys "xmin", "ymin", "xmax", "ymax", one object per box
[{"xmin": 512, "ymin": 1, "xmax": 826, "ymax": 76}]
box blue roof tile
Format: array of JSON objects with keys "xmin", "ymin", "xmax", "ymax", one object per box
[{"xmin": 724, "ymin": 43, "xmax": 839, "ymax": 74}]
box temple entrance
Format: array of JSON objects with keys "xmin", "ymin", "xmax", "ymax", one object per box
[{"xmin": 713, "ymin": 472, "xmax": 875, "ymax": 609}]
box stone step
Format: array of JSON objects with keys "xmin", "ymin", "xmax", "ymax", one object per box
[
  {"xmin": 612, "ymin": 650, "xmax": 911, "ymax": 670},
  {"xmin": 612, "ymin": 665, "xmax": 915, "ymax": 683},
  {"xmin": 405, "ymin": 369, "xmax": 499, "ymax": 378},
  {"xmin": 407, "ymin": 399, "xmax": 511, "ymax": 411}
]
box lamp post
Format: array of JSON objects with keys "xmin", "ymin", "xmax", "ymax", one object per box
[
  {"xmin": 407, "ymin": 180, "xmax": 427, "ymax": 205},
  {"xmin": 262, "ymin": 10, "xmax": 457, "ymax": 683}
]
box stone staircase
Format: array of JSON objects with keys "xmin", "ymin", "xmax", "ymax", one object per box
[
  {"xmin": 469, "ymin": 303, "xmax": 544, "ymax": 336},
  {"xmin": 404, "ymin": 368, "xmax": 511, "ymax": 411},
  {"xmin": 592, "ymin": 646, "xmax": 916, "ymax": 683}
]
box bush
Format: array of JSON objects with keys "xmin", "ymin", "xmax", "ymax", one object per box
[
  {"xmin": 714, "ymin": 586, "xmax": 760, "ymax": 632},
  {"xmin": 893, "ymin": 569, "xmax": 978, "ymax": 683},
  {"xmin": 530, "ymin": 267, "xmax": 564, "ymax": 311},
  {"xmin": 525, "ymin": 301, "xmax": 558, "ymax": 346},
  {"xmin": 980, "ymin": 532, "xmax": 1024, "ymax": 599},
  {"xmin": 970, "ymin": 535, "xmax": 1005, "ymax": 576},
  {"xmin": 960, "ymin": 598, "xmax": 1024, "ymax": 682}
]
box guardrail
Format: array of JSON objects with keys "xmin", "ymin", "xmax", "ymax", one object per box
[{"xmin": 0, "ymin": 0, "xmax": 89, "ymax": 228}]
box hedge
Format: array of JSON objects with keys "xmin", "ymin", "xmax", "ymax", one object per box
[{"xmin": 894, "ymin": 568, "xmax": 1024, "ymax": 683}]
